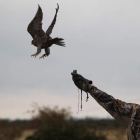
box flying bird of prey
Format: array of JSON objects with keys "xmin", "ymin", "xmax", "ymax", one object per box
[{"xmin": 27, "ymin": 4, "xmax": 65, "ymax": 58}]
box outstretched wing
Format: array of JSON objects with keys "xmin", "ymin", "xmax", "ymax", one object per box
[
  {"xmin": 27, "ymin": 5, "xmax": 45, "ymax": 39},
  {"xmin": 46, "ymin": 4, "xmax": 59, "ymax": 36}
]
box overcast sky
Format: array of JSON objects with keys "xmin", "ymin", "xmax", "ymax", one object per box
[{"xmin": 1, "ymin": 0, "xmax": 140, "ymax": 119}]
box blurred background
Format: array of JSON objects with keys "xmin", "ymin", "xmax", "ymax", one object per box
[{"xmin": 1, "ymin": 0, "xmax": 140, "ymax": 139}]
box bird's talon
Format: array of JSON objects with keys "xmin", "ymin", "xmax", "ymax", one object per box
[
  {"xmin": 31, "ymin": 53, "xmax": 37, "ymax": 58},
  {"xmin": 39, "ymin": 54, "xmax": 46, "ymax": 59}
]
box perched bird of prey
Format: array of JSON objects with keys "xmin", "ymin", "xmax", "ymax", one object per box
[{"xmin": 27, "ymin": 4, "xmax": 65, "ymax": 58}]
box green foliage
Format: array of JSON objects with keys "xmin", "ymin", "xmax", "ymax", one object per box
[{"xmin": 26, "ymin": 106, "xmax": 106, "ymax": 140}]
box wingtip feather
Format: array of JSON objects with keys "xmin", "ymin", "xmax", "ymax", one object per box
[
  {"xmin": 56, "ymin": 3, "xmax": 59, "ymax": 10},
  {"xmin": 38, "ymin": 4, "xmax": 42, "ymax": 11}
]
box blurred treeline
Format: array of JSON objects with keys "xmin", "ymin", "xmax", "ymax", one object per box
[
  {"xmin": 0, "ymin": 119, "xmax": 29, "ymax": 140},
  {"xmin": 0, "ymin": 105, "xmax": 126, "ymax": 140}
]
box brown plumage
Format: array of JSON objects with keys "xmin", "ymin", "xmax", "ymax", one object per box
[{"xmin": 27, "ymin": 4, "xmax": 65, "ymax": 59}]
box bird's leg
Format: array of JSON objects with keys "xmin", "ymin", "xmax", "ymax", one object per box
[
  {"xmin": 39, "ymin": 54, "xmax": 46, "ymax": 59},
  {"xmin": 39, "ymin": 48, "xmax": 50, "ymax": 59},
  {"xmin": 31, "ymin": 46, "xmax": 41, "ymax": 58}
]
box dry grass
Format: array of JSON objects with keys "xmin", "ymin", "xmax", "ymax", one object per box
[
  {"xmin": 98, "ymin": 129, "xmax": 127, "ymax": 140},
  {"xmin": 88, "ymin": 127, "xmax": 127, "ymax": 140},
  {"xmin": 15, "ymin": 129, "xmax": 35, "ymax": 140},
  {"xmin": 15, "ymin": 127, "xmax": 127, "ymax": 140}
]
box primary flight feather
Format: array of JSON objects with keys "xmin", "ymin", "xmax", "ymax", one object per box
[{"xmin": 27, "ymin": 4, "xmax": 65, "ymax": 59}]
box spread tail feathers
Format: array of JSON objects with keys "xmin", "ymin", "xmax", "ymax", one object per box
[{"xmin": 52, "ymin": 38, "xmax": 66, "ymax": 47}]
